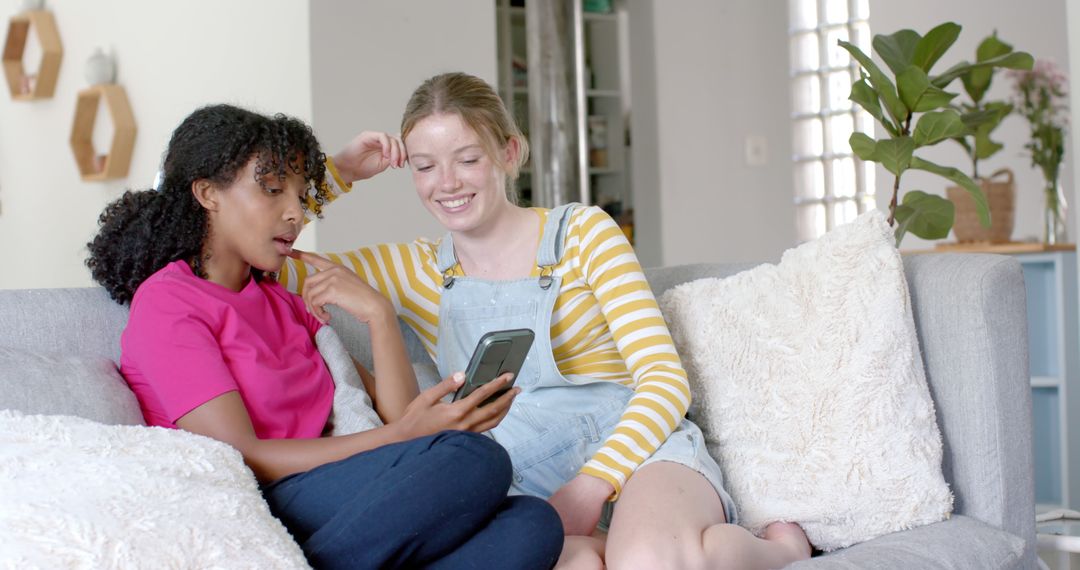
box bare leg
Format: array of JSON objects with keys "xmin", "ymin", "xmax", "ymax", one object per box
[
  {"xmin": 605, "ymin": 462, "xmax": 811, "ymax": 570},
  {"xmin": 555, "ymin": 535, "xmax": 606, "ymax": 570}
]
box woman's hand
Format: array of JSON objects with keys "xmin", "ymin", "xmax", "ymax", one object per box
[
  {"xmin": 394, "ymin": 371, "xmax": 519, "ymax": 438},
  {"xmin": 547, "ymin": 474, "xmax": 615, "ymax": 536},
  {"xmin": 332, "ymin": 131, "xmax": 406, "ymax": 183},
  {"xmin": 290, "ymin": 250, "xmax": 391, "ymax": 325}
]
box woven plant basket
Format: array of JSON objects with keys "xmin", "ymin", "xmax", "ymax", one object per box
[{"xmin": 947, "ymin": 168, "xmax": 1015, "ymax": 243}]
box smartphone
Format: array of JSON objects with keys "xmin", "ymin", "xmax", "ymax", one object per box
[{"xmin": 452, "ymin": 328, "xmax": 535, "ymax": 406}]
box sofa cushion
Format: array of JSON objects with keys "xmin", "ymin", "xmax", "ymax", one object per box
[
  {"xmin": 657, "ymin": 210, "xmax": 952, "ymax": 551},
  {"xmin": 0, "ymin": 347, "xmax": 143, "ymax": 426},
  {"xmin": 787, "ymin": 515, "xmax": 1025, "ymax": 569},
  {"xmin": 0, "ymin": 410, "xmax": 310, "ymax": 569}
]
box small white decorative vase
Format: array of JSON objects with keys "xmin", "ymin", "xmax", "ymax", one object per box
[{"xmin": 84, "ymin": 48, "xmax": 115, "ymax": 86}]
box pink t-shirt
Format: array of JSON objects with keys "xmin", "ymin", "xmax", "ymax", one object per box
[{"xmin": 120, "ymin": 260, "xmax": 333, "ymax": 439}]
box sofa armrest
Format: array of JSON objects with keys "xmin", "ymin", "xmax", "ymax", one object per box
[
  {"xmin": 788, "ymin": 515, "xmax": 1026, "ymax": 569},
  {"xmin": 903, "ymin": 253, "xmax": 1036, "ymax": 568}
]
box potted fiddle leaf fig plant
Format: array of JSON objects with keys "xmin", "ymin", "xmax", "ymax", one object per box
[
  {"xmin": 947, "ymin": 31, "xmax": 1026, "ymax": 243},
  {"xmin": 839, "ymin": 22, "xmax": 1033, "ymax": 245}
]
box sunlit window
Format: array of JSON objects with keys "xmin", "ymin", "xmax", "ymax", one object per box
[{"xmin": 789, "ymin": 0, "xmax": 876, "ymax": 241}]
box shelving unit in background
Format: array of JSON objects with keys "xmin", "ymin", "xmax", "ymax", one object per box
[{"xmin": 495, "ymin": 0, "xmax": 634, "ymax": 241}]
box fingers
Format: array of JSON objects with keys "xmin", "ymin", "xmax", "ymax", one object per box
[
  {"xmin": 462, "ymin": 372, "xmax": 515, "ymax": 407},
  {"xmin": 390, "ymin": 136, "xmax": 406, "ymax": 168},
  {"xmin": 368, "ymin": 131, "xmax": 406, "ymax": 169},
  {"xmin": 301, "ymin": 277, "xmax": 333, "ymax": 324},
  {"xmin": 471, "ymin": 388, "xmax": 518, "ymax": 432},
  {"xmin": 423, "ymin": 372, "xmax": 467, "ymax": 403},
  {"xmin": 289, "ymin": 249, "xmax": 337, "ymax": 272}
]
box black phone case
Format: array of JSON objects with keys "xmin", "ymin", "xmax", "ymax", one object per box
[{"xmin": 453, "ymin": 328, "xmax": 535, "ymax": 405}]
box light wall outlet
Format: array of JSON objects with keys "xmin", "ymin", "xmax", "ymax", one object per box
[{"xmin": 745, "ymin": 135, "xmax": 768, "ymax": 167}]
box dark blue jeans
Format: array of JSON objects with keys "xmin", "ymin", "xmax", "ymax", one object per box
[{"xmin": 262, "ymin": 430, "xmax": 563, "ymax": 570}]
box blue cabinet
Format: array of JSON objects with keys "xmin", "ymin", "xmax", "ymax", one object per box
[{"xmin": 1018, "ymin": 249, "xmax": 1079, "ymax": 510}]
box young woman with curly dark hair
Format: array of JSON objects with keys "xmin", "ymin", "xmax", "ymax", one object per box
[{"xmin": 85, "ymin": 104, "xmax": 563, "ymax": 570}]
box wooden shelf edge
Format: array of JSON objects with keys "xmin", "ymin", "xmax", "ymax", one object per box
[
  {"xmin": 904, "ymin": 242, "xmax": 1077, "ymax": 255},
  {"xmin": 935, "ymin": 242, "xmax": 1076, "ymax": 253}
]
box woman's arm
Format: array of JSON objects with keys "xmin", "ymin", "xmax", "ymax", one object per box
[
  {"xmin": 568, "ymin": 208, "xmax": 692, "ymax": 495},
  {"xmin": 291, "ymin": 250, "xmax": 418, "ymax": 422},
  {"xmin": 306, "ymin": 132, "xmax": 406, "ymax": 216},
  {"xmin": 177, "ymin": 372, "xmax": 517, "ymax": 483}
]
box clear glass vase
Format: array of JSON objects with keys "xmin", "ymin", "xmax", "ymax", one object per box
[{"xmin": 1043, "ymin": 180, "xmax": 1069, "ymax": 245}]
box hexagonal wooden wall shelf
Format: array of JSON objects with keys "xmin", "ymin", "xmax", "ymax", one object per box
[
  {"xmin": 70, "ymin": 85, "xmax": 136, "ymax": 181},
  {"xmin": 2, "ymin": 10, "xmax": 62, "ymax": 100}
]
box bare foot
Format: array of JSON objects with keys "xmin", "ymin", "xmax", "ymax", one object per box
[{"xmin": 763, "ymin": 522, "xmax": 812, "ymax": 562}]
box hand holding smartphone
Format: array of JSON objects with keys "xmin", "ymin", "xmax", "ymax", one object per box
[{"xmin": 452, "ymin": 328, "xmax": 535, "ymax": 406}]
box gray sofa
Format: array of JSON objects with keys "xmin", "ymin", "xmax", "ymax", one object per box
[{"xmin": 0, "ymin": 254, "xmax": 1036, "ymax": 569}]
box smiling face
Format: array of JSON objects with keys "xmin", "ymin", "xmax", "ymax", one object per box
[
  {"xmin": 404, "ymin": 112, "xmax": 517, "ymax": 235},
  {"xmin": 195, "ymin": 155, "xmax": 307, "ymax": 285}
]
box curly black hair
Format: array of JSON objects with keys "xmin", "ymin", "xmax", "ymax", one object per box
[{"xmin": 86, "ymin": 104, "xmax": 328, "ymax": 304}]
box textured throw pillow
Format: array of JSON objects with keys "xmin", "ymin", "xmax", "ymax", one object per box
[
  {"xmin": 0, "ymin": 347, "xmax": 143, "ymax": 426},
  {"xmin": 315, "ymin": 327, "xmax": 384, "ymax": 436},
  {"xmin": 0, "ymin": 410, "xmax": 310, "ymax": 569},
  {"xmin": 657, "ymin": 210, "xmax": 952, "ymax": 551}
]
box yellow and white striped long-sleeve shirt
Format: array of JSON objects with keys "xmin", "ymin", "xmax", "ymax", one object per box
[{"xmin": 282, "ymin": 164, "xmax": 691, "ymax": 497}]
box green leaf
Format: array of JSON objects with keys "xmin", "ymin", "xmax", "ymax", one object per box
[
  {"xmin": 976, "ymin": 31, "xmax": 1013, "ymax": 62},
  {"xmin": 894, "ymin": 190, "xmax": 956, "ymax": 245},
  {"xmin": 913, "ymin": 110, "xmax": 967, "ymax": 147},
  {"xmin": 849, "ymin": 78, "xmax": 887, "ymax": 128},
  {"xmin": 959, "ymin": 107, "xmax": 1007, "ymax": 130},
  {"xmin": 840, "ymin": 40, "xmax": 909, "ymax": 124},
  {"xmin": 912, "ymin": 22, "xmax": 962, "ymax": 73},
  {"xmin": 848, "ymin": 133, "xmax": 915, "ymax": 176},
  {"xmin": 897, "ymin": 65, "xmax": 930, "ymax": 112},
  {"xmin": 963, "ymin": 32, "xmax": 1014, "ymax": 102},
  {"xmin": 973, "ymin": 135, "xmax": 1004, "ymax": 160},
  {"xmin": 913, "ymin": 85, "xmax": 958, "ymax": 112},
  {"xmin": 931, "ymin": 51, "xmax": 1035, "ymax": 88},
  {"xmin": 875, "ymin": 136, "xmax": 915, "ymax": 175},
  {"xmin": 874, "ymin": 29, "xmax": 922, "ymax": 75},
  {"xmin": 951, "ymin": 135, "xmax": 973, "ymax": 157},
  {"xmin": 910, "ymin": 156, "xmax": 990, "ymax": 226},
  {"xmin": 849, "ymin": 132, "xmax": 878, "ymax": 160},
  {"xmin": 972, "ymin": 101, "xmax": 1012, "ymax": 160}
]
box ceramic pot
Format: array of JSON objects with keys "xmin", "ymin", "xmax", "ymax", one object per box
[{"xmin": 84, "ymin": 48, "xmax": 115, "ymax": 86}]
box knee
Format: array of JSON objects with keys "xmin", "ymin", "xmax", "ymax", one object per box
[
  {"xmin": 607, "ymin": 537, "xmax": 709, "ymax": 570},
  {"xmin": 502, "ymin": 496, "xmax": 565, "ymax": 567},
  {"xmin": 432, "ymin": 430, "xmax": 512, "ymax": 491}
]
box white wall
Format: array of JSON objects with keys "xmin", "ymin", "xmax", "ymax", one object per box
[
  {"xmin": 634, "ymin": 0, "xmax": 796, "ymax": 266},
  {"xmin": 0, "ymin": 0, "xmax": 313, "ymax": 289},
  {"xmin": 308, "ymin": 0, "xmax": 498, "ymax": 252},
  {"xmin": 869, "ymin": 0, "xmax": 1072, "ymax": 249},
  {"xmin": 1068, "ymin": 1, "xmax": 1080, "ymax": 246}
]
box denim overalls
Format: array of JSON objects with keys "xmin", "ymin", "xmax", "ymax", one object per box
[{"xmin": 434, "ymin": 203, "xmax": 737, "ymax": 525}]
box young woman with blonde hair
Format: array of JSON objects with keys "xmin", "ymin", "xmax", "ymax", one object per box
[{"xmin": 286, "ymin": 72, "xmax": 811, "ymax": 569}]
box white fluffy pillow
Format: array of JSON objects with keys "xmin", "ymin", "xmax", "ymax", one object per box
[
  {"xmin": 0, "ymin": 410, "xmax": 310, "ymax": 569},
  {"xmin": 315, "ymin": 327, "xmax": 383, "ymax": 436},
  {"xmin": 658, "ymin": 210, "xmax": 952, "ymax": 551}
]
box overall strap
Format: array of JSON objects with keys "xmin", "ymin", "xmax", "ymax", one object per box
[
  {"xmin": 435, "ymin": 233, "xmax": 457, "ymax": 274},
  {"xmin": 536, "ymin": 202, "xmax": 581, "ymax": 268},
  {"xmin": 435, "ymin": 233, "xmax": 458, "ymax": 288}
]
